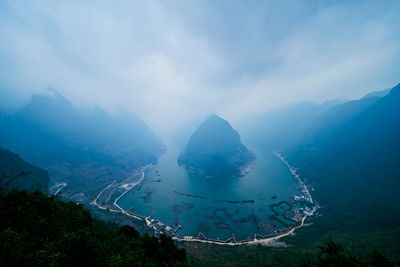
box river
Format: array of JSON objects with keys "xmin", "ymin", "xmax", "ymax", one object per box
[{"xmin": 118, "ymin": 143, "xmax": 297, "ymax": 240}]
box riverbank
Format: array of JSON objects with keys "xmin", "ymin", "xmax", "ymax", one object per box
[
  {"xmin": 169, "ymin": 152, "xmax": 318, "ymax": 246},
  {"xmin": 91, "ymin": 164, "xmax": 152, "ymax": 218},
  {"xmin": 272, "ymin": 152, "xmax": 313, "ymax": 204},
  {"xmin": 91, "ymin": 151, "xmax": 319, "ymax": 246}
]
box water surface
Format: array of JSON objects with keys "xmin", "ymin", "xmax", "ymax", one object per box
[{"xmin": 119, "ymin": 143, "xmax": 296, "ymax": 240}]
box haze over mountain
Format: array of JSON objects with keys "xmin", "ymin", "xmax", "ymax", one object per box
[
  {"xmin": 178, "ymin": 115, "xmax": 254, "ymax": 179},
  {"xmin": 238, "ymin": 99, "xmax": 345, "ymax": 150},
  {"xmin": 282, "ymin": 83, "xmax": 400, "ymax": 250},
  {"xmin": 170, "ymin": 116, "xmax": 206, "ymax": 151},
  {"xmin": 362, "ymin": 88, "xmax": 392, "ymax": 99},
  {"xmin": 0, "ymin": 88, "xmax": 164, "ymax": 201},
  {"xmin": 1, "ymin": 1, "xmax": 400, "ymax": 265},
  {"xmin": 1, "ymin": 1, "xmax": 399, "ymax": 134},
  {"xmin": 239, "ymin": 83, "xmax": 400, "ymax": 231}
]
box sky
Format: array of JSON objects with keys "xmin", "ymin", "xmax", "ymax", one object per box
[{"xmin": 0, "ymin": 0, "xmax": 400, "ymax": 135}]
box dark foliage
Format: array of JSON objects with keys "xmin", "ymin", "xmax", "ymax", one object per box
[
  {"xmin": 283, "ymin": 83, "xmax": 400, "ymax": 257},
  {"xmin": 297, "ymin": 239, "xmax": 397, "ymax": 267},
  {"xmin": 0, "ymin": 189, "xmax": 189, "ymax": 266}
]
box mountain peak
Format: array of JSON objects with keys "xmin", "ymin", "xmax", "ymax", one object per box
[
  {"xmin": 22, "ymin": 88, "xmax": 73, "ymax": 112},
  {"xmin": 38, "ymin": 87, "xmax": 72, "ymax": 105},
  {"xmin": 178, "ymin": 115, "xmax": 254, "ymax": 179}
]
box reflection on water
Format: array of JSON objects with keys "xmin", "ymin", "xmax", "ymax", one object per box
[{"xmin": 119, "ymin": 143, "xmax": 297, "ymax": 240}]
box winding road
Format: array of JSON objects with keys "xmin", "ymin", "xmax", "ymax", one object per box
[
  {"xmin": 92, "ymin": 155, "xmax": 318, "ymax": 247},
  {"xmin": 91, "ymin": 164, "xmax": 153, "ymax": 218}
]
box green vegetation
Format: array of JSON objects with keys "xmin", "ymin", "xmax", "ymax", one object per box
[
  {"xmin": 185, "ymin": 84, "xmax": 400, "ymax": 266},
  {"xmin": 185, "ymin": 236, "xmax": 398, "ymax": 266},
  {"xmin": 0, "ymin": 89, "xmax": 165, "ymax": 202},
  {"xmin": 178, "ymin": 114, "xmax": 254, "ymax": 179},
  {"xmin": 296, "ymin": 239, "xmax": 396, "ymax": 267},
  {"xmin": 1, "ymin": 189, "xmax": 398, "ymax": 266},
  {"xmin": 1, "ymin": 85, "xmax": 400, "ymax": 266},
  {"xmin": 289, "ymin": 239, "xmax": 396, "ymax": 267},
  {"xmin": 0, "ymin": 189, "xmax": 189, "ymax": 266},
  {"xmin": 283, "ymin": 83, "xmax": 400, "ymax": 259}
]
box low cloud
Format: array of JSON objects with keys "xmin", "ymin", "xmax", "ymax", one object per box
[{"xmin": 0, "ymin": 0, "xmax": 399, "ymax": 134}]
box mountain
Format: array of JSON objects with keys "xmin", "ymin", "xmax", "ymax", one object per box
[
  {"xmin": 178, "ymin": 114, "xmax": 254, "ymax": 179},
  {"xmin": 238, "ymin": 100, "xmax": 344, "ymax": 150},
  {"xmin": 0, "ymin": 147, "xmax": 49, "ymax": 193},
  {"xmin": 362, "ymin": 88, "xmax": 391, "ymax": 99},
  {"xmin": 297, "ymin": 96, "xmax": 381, "ymax": 147},
  {"xmin": 0, "ymin": 88, "xmax": 165, "ymax": 202},
  {"xmin": 170, "ymin": 117, "xmax": 206, "ymax": 151},
  {"xmin": 285, "ymin": 83, "xmax": 400, "ymax": 247}
]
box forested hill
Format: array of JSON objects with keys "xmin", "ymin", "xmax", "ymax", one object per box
[
  {"xmin": 178, "ymin": 114, "xmax": 254, "ymax": 179},
  {"xmin": 0, "ymin": 147, "xmax": 49, "ymax": 193},
  {"xmin": 284, "ymin": 83, "xmax": 400, "ymax": 256},
  {"xmin": 0, "ymin": 189, "xmax": 188, "ymax": 266},
  {"xmin": 0, "ymin": 88, "xmax": 165, "ymax": 202}
]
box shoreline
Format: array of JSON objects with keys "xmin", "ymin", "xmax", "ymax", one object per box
[
  {"xmin": 91, "ymin": 164, "xmax": 152, "ymax": 219},
  {"xmin": 272, "ymin": 152, "xmax": 314, "ymax": 204},
  {"xmin": 92, "ymin": 153, "xmax": 318, "ymax": 246},
  {"xmin": 50, "ymin": 182, "xmax": 68, "ymax": 195}
]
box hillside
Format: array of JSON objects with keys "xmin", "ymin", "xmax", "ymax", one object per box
[
  {"xmin": 0, "ymin": 88, "xmax": 165, "ymax": 202},
  {"xmin": 238, "ymin": 100, "xmax": 344, "ymax": 150},
  {"xmin": 284, "ymin": 83, "xmax": 400, "ymax": 255},
  {"xmin": 178, "ymin": 115, "xmax": 254, "ymax": 179},
  {"xmin": 0, "ymin": 147, "xmax": 49, "ymax": 193},
  {"xmin": 0, "ymin": 189, "xmax": 188, "ymax": 266}
]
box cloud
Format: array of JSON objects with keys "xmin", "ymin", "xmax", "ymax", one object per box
[{"xmin": 0, "ymin": 0, "xmax": 399, "ymax": 134}]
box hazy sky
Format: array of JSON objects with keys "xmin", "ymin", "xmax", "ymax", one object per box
[{"xmin": 1, "ymin": 0, "xmax": 400, "ymax": 134}]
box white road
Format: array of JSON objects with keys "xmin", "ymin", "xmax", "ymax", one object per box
[
  {"xmin": 93, "ymin": 157, "xmax": 318, "ymax": 247},
  {"xmin": 91, "ymin": 164, "xmax": 153, "ymax": 219},
  {"xmin": 51, "ymin": 182, "xmax": 67, "ymax": 195}
]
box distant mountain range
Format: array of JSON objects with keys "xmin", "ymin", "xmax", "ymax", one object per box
[
  {"xmin": 178, "ymin": 114, "xmax": 254, "ymax": 179},
  {"xmin": 238, "ymin": 99, "xmax": 345, "ymax": 150},
  {"xmin": 0, "ymin": 88, "xmax": 165, "ymax": 202},
  {"xmin": 361, "ymin": 88, "xmax": 391, "ymax": 99}
]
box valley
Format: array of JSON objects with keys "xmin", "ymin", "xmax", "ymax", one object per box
[
  {"xmin": 91, "ymin": 141, "xmax": 318, "ymax": 246},
  {"xmin": 1, "ymin": 2, "xmax": 400, "ymax": 265}
]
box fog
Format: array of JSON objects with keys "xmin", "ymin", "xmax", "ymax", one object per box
[{"xmin": 1, "ymin": 0, "xmax": 399, "ymax": 136}]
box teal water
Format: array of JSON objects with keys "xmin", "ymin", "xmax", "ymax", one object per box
[{"xmin": 119, "ymin": 143, "xmax": 296, "ymax": 240}]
